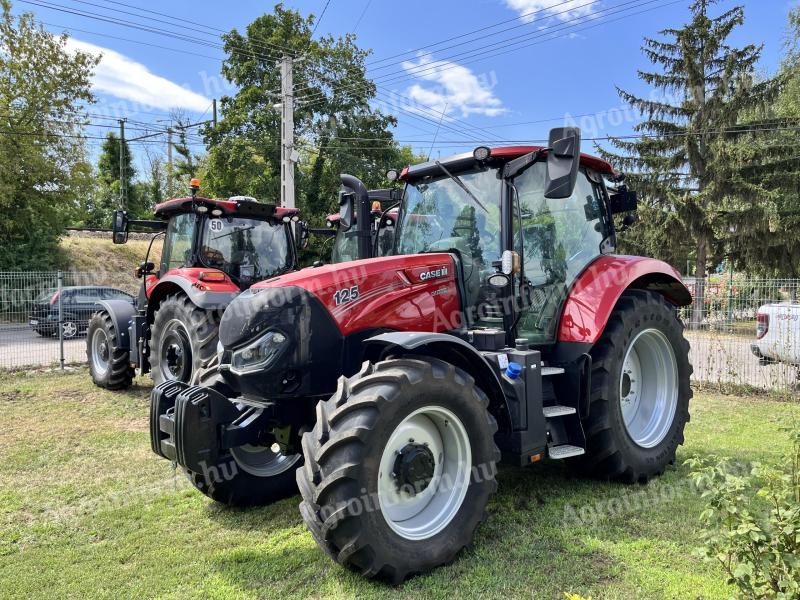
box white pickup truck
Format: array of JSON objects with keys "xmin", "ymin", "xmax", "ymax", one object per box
[{"xmin": 751, "ymin": 302, "xmax": 800, "ymax": 366}]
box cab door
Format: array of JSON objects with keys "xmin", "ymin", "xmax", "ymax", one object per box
[{"xmin": 512, "ymin": 164, "xmax": 610, "ymax": 345}]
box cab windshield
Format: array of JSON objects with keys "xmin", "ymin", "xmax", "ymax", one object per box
[
  {"xmin": 394, "ymin": 168, "xmax": 502, "ymax": 306},
  {"xmin": 199, "ymin": 217, "xmax": 291, "ymax": 285}
]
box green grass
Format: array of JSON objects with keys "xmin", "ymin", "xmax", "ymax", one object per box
[{"xmin": 0, "ymin": 369, "xmax": 797, "ymax": 599}]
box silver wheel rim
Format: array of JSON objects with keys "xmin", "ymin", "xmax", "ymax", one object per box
[
  {"xmin": 377, "ymin": 405, "xmax": 471, "ymax": 541},
  {"xmin": 620, "ymin": 328, "xmax": 679, "ymax": 448},
  {"xmin": 91, "ymin": 328, "xmax": 110, "ymax": 377},
  {"xmin": 158, "ymin": 319, "xmax": 193, "ymax": 382},
  {"xmin": 62, "ymin": 321, "xmax": 78, "ymax": 338},
  {"xmin": 230, "ymin": 444, "xmax": 301, "ymax": 477}
]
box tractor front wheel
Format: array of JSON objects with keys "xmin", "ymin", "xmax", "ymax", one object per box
[
  {"xmin": 149, "ymin": 294, "xmax": 219, "ymax": 386},
  {"xmin": 581, "ymin": 290, "xmax": 692, "ymax": 483},
  {"xmin": 86, "ymin": 311, "xmax": 134, "ymax": 390},
  {"xmin": 297, "ymin": 357, "xmax": 499, "ymax": 584}
]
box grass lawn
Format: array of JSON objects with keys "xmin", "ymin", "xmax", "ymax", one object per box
[{"xmin": 0, "ymin": 369, "xmax": 797, "ymax": 599}]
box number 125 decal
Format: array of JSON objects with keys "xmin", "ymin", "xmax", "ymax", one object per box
[{"xmin": 334, "ymin": 285, "xmax": 360, "ymax": 306}]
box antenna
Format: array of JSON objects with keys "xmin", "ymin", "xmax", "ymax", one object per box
[{"xmin": 426, "ymin": 103, "xmax": 449, "ymax": 161}]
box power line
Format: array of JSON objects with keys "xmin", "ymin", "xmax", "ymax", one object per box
[
  {"xmin": 309, "ymin": 0, "xmax": 332, "ymax": 41},
  {"xmin": 365, "ymin": 0, "xmax": 588, "ymax": 67},
  {"xmin": 293, "ymin": 0, "xmax": 669, "ymax": 106},
  {"xmin": 18, "ymin": 0, "xmax": 288, "ymax": 65}
]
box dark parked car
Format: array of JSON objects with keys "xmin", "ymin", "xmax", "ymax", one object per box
[{"xmin": 29, "ymin": 286, "xmax": 135, "ymax": 339}]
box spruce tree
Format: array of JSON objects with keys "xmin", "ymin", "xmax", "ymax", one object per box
[{"xmin": 599, "ymin": 0, "xmax": 780, "ymax": 323}]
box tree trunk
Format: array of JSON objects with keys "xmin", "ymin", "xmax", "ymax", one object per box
[{"xmin": 691, "ymin": 236, "xmax": 708, "ymax": 330}]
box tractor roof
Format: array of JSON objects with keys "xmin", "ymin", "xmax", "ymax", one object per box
[
  {"xmin": 400, "ymin": 145, "xmax": 615, "ymax": 181},
  {"xmin": 154, "ymin": 196, "xmax": 300, "ymax": 221}
]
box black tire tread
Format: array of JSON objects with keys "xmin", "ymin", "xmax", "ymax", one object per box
[
  {"xmin": 86, "ymin": 311, "xmax": 134, "ymax": 390},
  {"xmin": 149, "ymin": 294, "xmax": 220, "ymax": 386},
  {"xmin": 579, "ymin": 290, "xmax": 692, "ymax": 483}
]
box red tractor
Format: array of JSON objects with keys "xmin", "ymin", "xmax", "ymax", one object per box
[
  {"xmin": 87, "ymin": 180, "xmax": 301, "ymax": 390},
  {"xmin": 149, "ymin": 129, "xmax": 692, "ymax": 583}
]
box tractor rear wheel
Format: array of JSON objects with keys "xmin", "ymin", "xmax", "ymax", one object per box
[
  {"xmin": 86, "ymin": 311, "xmax": 134, "ymax": 390},
  {"xmin": 297, "ymin": 357, "xmax": 499, "ymax": 584},
  {"xmin": 580, "ymin": 290, "xmax": 692, "ymax": 483},
  {"xmin": 149, "ymin": 294, "xmax": 219, "ymax": 386}
]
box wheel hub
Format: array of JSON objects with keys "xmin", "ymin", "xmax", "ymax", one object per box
[{"xmin": 393, "ymin": 442, "xmax": 435, "ymax": 495}]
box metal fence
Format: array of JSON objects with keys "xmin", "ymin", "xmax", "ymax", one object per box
[
  {"xmin": 0, "ymin": 271, "xmax": 121, "ymax": 370},
  {"xmin": 0, "ymin": 270, "xmax": 798, "ymax": 395},
  {"xmin": 681, "ymin": 276, "xmax": 799, "ymax": 394}
]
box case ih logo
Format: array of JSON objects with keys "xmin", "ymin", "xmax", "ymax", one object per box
[{"xmin": 419, "ymin": 266, "xmax": 449, "ymax": 281}]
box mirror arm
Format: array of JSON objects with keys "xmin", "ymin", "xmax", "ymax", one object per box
[{"xmin": 502, "ymin": 148, "xmax": 549, "ymax": 180}]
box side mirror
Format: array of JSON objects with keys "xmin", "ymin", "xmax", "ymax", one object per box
[
  {"xmin": 112, "ymin": 210, "xmax": 129, "ymax": 244},
  {"xmin": 338, "ymin": 190, "xmax": 355, "ymax": 230},
  {"xmin": 135, "ymin": 261, "xmax": 155, "ymax": 279},
  {"xmin": 298, "ymin": 221, "xmax": 310, "ymax": 250},
  {"xmin": 608, "ymin": 187, "xmax": 638, "ymax": 214},
  {"xmin": 544, "ymin": 127, "xmax": 581, "ymax": 199}
]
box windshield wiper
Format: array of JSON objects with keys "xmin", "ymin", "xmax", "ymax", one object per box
[{"xmin": 434, "ymin": 161, "xmax": 489, "ymax": 214}]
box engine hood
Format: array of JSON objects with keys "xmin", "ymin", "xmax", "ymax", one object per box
[{"xmin": 247, "ymin": 254, "xmax": 464, "ymax": 338}]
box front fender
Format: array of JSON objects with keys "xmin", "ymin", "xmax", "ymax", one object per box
[
  {"xmin": 558, "ymin": 255, "xmax": 692, "ymax": 344},
  {"xmin": 151, "ymin": 275, "xmax": 240, "ymax": 311},
  {"xmin": 96, "ymin": 300, "xmax": 137, "ymax": 351},
  {"xmin": 363, "ymin": 332, "xmax": 509, "ymax": 429}
]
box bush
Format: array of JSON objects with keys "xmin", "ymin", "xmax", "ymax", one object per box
[{"xmin": 686, "ymin": 428, "xmax": 800, "ymax": 599}]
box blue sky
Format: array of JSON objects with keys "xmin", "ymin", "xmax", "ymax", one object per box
[{"xmin": 14, "ymin": 0, "xmax": 799, "ymax": 173}]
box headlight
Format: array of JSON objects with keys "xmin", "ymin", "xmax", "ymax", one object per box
[{"xmin": 230, "ymin": 330, "xmax": 288, "ymax": 374}]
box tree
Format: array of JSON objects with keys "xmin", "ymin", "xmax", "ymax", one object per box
[
  {"xmin": 599, "ymin": 0, "xmax": 782, "ymax": 322},
  {"xmin": 0, "ymin": 0, "xmax": 97, "ymax": 269},
  {"xmin": 203, "ymin": 4, "xmax": 403, "ymax": 223},
  {"xmin": 731, "ymin": 6, "xmax": 800, "ymax": 278}
]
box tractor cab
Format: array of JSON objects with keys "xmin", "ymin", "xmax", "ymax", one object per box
[
  {"xmin": 321, "ymin": 188, "xmax": 400, "ymax": 263},
  {"xmin": 388, "ymin": 130, "xmax": 640, "ymax": 347},
  {"xmin": 116, "ymin": 189, "xmax": 299, "ymax": 290}
]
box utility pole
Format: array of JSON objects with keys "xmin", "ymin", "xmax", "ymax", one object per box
[
  {"xmin": 166, "ymin": 127, "xmax": 174, "ymax": 197},
  {"xmin": 212, "ymin": 98, "xmax": 217, "ymax": 127},
  {"xmin": 118, "ymin": 119, "xmax": 127, "ymax": 211},
  {"xmin": 279, "ymin": 56, "xmax": 296, "ymax": 210}
]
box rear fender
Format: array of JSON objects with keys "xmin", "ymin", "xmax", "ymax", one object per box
[
  {"xmin": 96, "ymin": 300, "xmax": 137, "ymax": 352},
  {"xmin": 558, "ymin": 255, "xmax": 691, "ymax": 344},
  {"xmin": 363, "ymin": 332, "xmax": 512, "ymax": 433}
]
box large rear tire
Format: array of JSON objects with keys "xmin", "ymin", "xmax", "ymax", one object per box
[
  {"xmin": 149, "ymin": 294, "xmax": 219, "ymax": 386},
  {"xmin": 580, "ymin": 290, "xmax": 692, "ymax": 483},
  {"xmin": 86, "ymin": 311, "xmax": 134, "ymax": 390},
  {"xmin": 297, "ymin": 357, "xmax": 500, "ymax": 584}
]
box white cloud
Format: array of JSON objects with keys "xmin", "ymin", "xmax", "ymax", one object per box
[
  {"xmin": 65, "ymin": 38, "xmax": 211, "ymax": 112},
  {"xmin": 504, "ymin": 0, "xmax": 599, "ymax": 23},
  {"xmin": 400, "ymin": 53, "xmax": 506, "ymax": 119}
]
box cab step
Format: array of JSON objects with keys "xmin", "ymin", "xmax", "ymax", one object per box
[
  {"xmin": 548, "ymin": 444, "xmax": 585, "ymax": 459},
  {"xmin": 542, "ymin": 405, "xmax": 576, "ymax": 418},
  {"xmin": 541, "ymin": 366, "xmax": 565, "ymax": 376}
]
